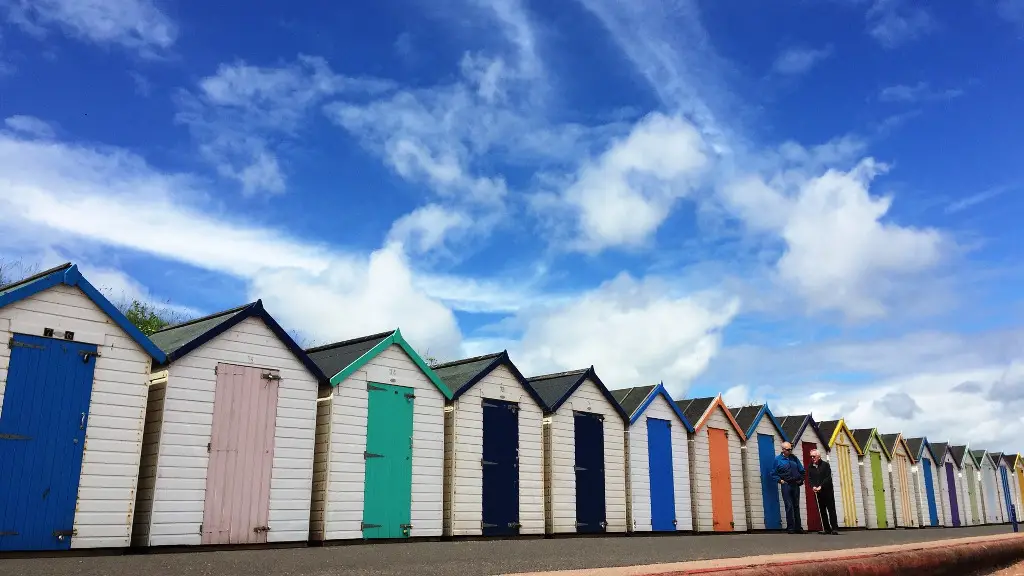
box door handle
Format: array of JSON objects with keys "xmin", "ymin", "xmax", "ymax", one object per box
[{"xmin": 80, "ymin": 413, "xmax": 86, "ymax": 430}]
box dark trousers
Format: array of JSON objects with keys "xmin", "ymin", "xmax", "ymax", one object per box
[
  {"xmin": 815, "ymin": 487, "xmax": 839, "ymax": 532},
  {"xmin": 781, "ymin": 482, "xmax": 802, "ymax": 532}
]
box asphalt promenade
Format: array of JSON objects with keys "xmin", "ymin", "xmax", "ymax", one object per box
[{"xmin": 0, "ymin": 525, "xmax": 1013, "ymax": 576}]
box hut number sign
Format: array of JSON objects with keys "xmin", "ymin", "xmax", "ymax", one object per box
[{"xmin": 366, "ymin": 364, "xmax": 400, "ymax": 384}]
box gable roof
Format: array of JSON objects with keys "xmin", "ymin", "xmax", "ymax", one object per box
[
  {"xmin": 971, "ymin": 449, "xmax": 988, "ymax": 468},
  {"xmin": 905, "ymin": 438, "xmax": 939, "ymax": 464},
  {"xmin": 778, "ymin": 414, "xmax": 828, "ymax": 448},
  {"xmin": 1003, "ymin": 453, "xmax": 1023, "ymax": 469},
  {"xmin": 524, "ymin": 366, "xmax": 628, "ymax": 420},
  {"xmin": 611, "ymin": 383, "xmax": 694, "ymax": 431},
  {"xmin": 851, "ymin": 428, "xmax": 891, "ymax": 459},
  {"xmin": 728, "ymin": 404, "xmax": 788, "ymax": 441},
  {"xmin": 306, "ymin": 329, "xmax": 452, "ymax": 399},
  {"xmin": 0, "ymin": 262, "xmax": 165, "ymax": 363},
  {"xmin": 950, "ymin": 445, "xmax": 970, "ymax": 468},
  {"xmin": 150, "ymin": 300, "xmax": 326, "ymax": 381},
  {"xmin": 931, "ymin": 442, "xmax": 955, "ymax": 467},
  {"xmin": 431, "ymin": 351, "xmax": 544, "ymax": 406},
  {"xmin": 991, "ymin": 452, "xmax": 1006, "ymax": 467},
  {"xmin": 677, "ymin": 394, "xmax": 746, "ymax": 439},
  {"xmin": 818, "ymin": 419, "xmax": 863, "ymax": 454},
  {"xmin": 880, "ymin": 433, "xmax": 916, "ymax": 463}
]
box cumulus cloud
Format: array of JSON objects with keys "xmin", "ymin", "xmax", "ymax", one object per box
[
  {"xmin": 952, "ymin": 381, "xmax": 984, "ymax": 394},
  {"xmin": 3, "ymin": 0, "xmax": 177, "ymax": 55},
  {"xmin": 872, "ymin": 391, "xmax": 921, "ymax": 420},
  {"xmin": 773, "ymin": 46, "xmax": 833, "ymax": 76},
  {"xmin": 865, "ymin": 0, "xmax": 934, "ymax": 48},
  {"xmin": 3, "ymin": 115, "xmax": 55, "ymax": 138}
]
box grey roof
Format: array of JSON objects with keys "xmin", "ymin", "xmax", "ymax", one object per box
[
  {"xmin": 950, "ymin": 445, "xmax": 969, "ymax": 467},
  {"xmin": 818, "ymin": 420, "xmax": 841, "ymax": 445},
  {"xmin": 432, "ymin": 353, "xmax": 503, "ymax": 398},
  {"xmin": 851, "ymin": 428, "xmax": 874, "ymax": 451},
  {"xmin": 526, "ymin": 369, "xmax": 589, "ymax": 411},
  {"xmin": 905, "ymin": 438, "xmax": 926, "ymax": 460},
  {"xmin": 149, "ymin": 303, "xmax": 252, "ymax": 357},
  {"xmin": 611, "ymin": 385, "xmax": 656, "ymax": 419},
  {"xmin": 991, "ymin": 452, "xmax": 1005, "ymax": 466},
  {"xmin": 971, "ymin": 449, "xmax": 987, "ymax": 467},
  {"xmin": 880, "ymin": 433, "xmax": 901, "ymax": 455},
  {"xmin": 677, "ymin": 397, "xmax": 716, "ymax": 428},
  {"xmin": 0, "ymin": 262, "xmax": 71, "ymax": 296},
  {"xmin": 931, "ymin": 442, "xmax": 950, "ymax": 463},
  {"xmin": 778, "ymin": 415, "xmax": 808, "ymax": 442},
  {"xmin": 1003, "ymin": 454, "xmax": 1018, "ymax": 468},
  {"xmin": 729, "ymin": 404, "xmax": 764, "ymax": 436},
  {"xmin": 306, "ymin": 331, "xmax": 393, "ymax": 379}
]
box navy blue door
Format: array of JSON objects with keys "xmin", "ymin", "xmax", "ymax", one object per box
[
  {"xmin": 481, "ymin": 399, "xmax": 519, "ymax": 536},
  {"xmin": 0, "ymin": 334, "xmax": 97, "ymax": 551},
  {"xmin": 647, "ymin": 418, "xmax": 675, "ymax": 531},
  {"xmin": 1002, "ymin": 467, "xmax": 1013, "ymax": 519},
  {"xmin": 923, "ymin": 458, "xmax": 939, "ymax": 526},
  {"xmin": 758, "ymin": 434, "xmax": 783, "ymax": 529},
  {"xmin": 574, "ymin": 411, "xmax": 606, "ymax": 533}
]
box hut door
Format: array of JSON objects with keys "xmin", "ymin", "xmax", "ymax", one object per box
[
  {"xmin": 835, "ymin": 443, "xmax": 857, "ymax": 527},
  {"xmin": 945, "ymin": 462, "xmax": 960, "ymax": 527},
  {"xmin": 708, "ymin": 427, "xmax": 733, "ymax": 532},
  {"xmin": 1016, "ymin": 468, "xmax": 1024, "ymax": 513},
  {"xmin": 362, "ymin": 382, "xmax": 414, "ymax": 539},
  {"xmin": 202, "ymin": 364, "xmax": 279, "ymax": 545},
  {"xmin": 967, "ymin": 468, "xmax": 979, "ymax": 524},
  {"xmin": 646, "ymin": 418, "xmax": 675, "ymax": 531},
  {"xmin": 1001, "ymin": 467, "xmax": 1013, "ymax": 520},
  {"xmin": 481, "ymin": 399, "xmax": 519, "ymax": 536},
  {"xmin": 757, "ymin": 434, "xmax": 782, "ymax": 530},
  {"xmin": 984, "ymin": 469, "xmax": 999, "ymax": 522},
  {"xmin": 0, "ymin": 334, "xmax": 96, "ymax": 552},
  {"xmin": 895, "ymin": 454, "xmax": 913, "ymax": 526},
  {"xmin": 870, "ymin": 452, "xmax": 887, "ymax": 528},
  {"xmin": 801, "ymin": 443, "xmax": 822, "ymax": 531},
  {"xmin": 573, "ymin": 411, "xmax": 606, "ymax": 533},
  {"xmin": 922, "ymin": 458, "xmax": 939, "ymax": 526}
]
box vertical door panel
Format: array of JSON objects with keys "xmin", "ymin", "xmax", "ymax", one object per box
[
  {"xmin": 1002, "ymin": 467, "xmax": 1013, "ymax": 519},
  {"xmin": 202, "ymin": 364, "xmax": 279, "ymax": 545},
  {"xmin": 944, "ymin": 463, "xmax": 960, "ymax": 527},
  {"xmin": 836, "ymin": 443, "xmax": 857, "ymax": 527},
  {"xmin": 482, "ymin": 399, "xmax": 519, "ymax": 536},
  {"xmin": 0, "ymin": 334, "xmax": 96, "ymax": 552},
  {"xmin": 708, "ymin": 427, "xmax": 733, "ymax": 532},
  {"xmin": 646, "ymin": 418, "xmax": 675, "ymax": 531},
  {"xmin": 896, "ymin": 455, "xmax": 912, "ymax": 526},
  {"xmin": 363, "ymin": 382, "xmax": 414, "ymax": 539},
  {"xmin": 923, "ymin": 459, "xmax": 939, "ymax": 526},
  {"xmin": 1016, "ymin": 469, "xmax": 1024, "ymax": 515},
  {"xmin": 573, "ymin": 411, "xmax": 606, "ymax": 533},
  {"xmin": 870, "ymin": 452, "xmax": 887, "ymax": 528},
  {"xmin": 967, "ymin": 468, "xmax": 979, "ymax": 524},
  {"xmin": 801, "ymin": 443, "xmax": 822, "ymax": 531},
  {"xmin": 757, "ymin": 434, "xmax": 782, "ymax": 529}
]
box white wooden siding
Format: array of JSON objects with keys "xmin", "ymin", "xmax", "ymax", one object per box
[
  {"xmin": 143, "ymin": 317, "xmax": 318, "ymax": 546},
  {"xmin": 793, "ymin": 432, "xmax": 825, "ymax": 531},
  {"xmin": 319, "ymin": 344, "xmax": 445, "ymax": 540},
  {"xmin": 858, "ymin": 436, "xmax": 894, "ymax": 529},
  {"xmin": 446, "ymin": 365, "xmax": 545, "ymax": 536},
  {"xmin": 827, "ymin": 429, "xmax": 865, "ymax": 528},
  {"xmin": 545, "ymin": 378, "xmax": 627, "ymax": 534},
  {"xmin": 625, "ymin": 394, "xmax": 692, "ymax": 532},
  {"xmin": 692, "ymin": 407, "xmax": 746, "ymax": 532},
  {"xmin": 0, "ymin": 284, "xmax": 153, "ymax": 549},
  {"xmin": 309, "ymin": 396, "xmax": 332, "ymax": 541},
  {"xmin": 742, "ymin": 418, "xmax": 782, "ymax": 531}
]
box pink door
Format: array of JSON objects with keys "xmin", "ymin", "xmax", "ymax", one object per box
[{"xmin": 202, "ymin": 363, "xmax": 280, "ymax": 545}]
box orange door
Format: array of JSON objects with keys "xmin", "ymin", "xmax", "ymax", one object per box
[{"xmin": 708, "ymin": 427, "xmax": 733, "ymax": 532}]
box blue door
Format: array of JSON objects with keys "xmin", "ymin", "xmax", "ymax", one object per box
[
  {"xmin": 758, "ymin": 434, "xmax": 783, "ymax": 529},
  {"xmin": 922, "ymin": 458, "xmax": 939, "ymax": 526},
  {"xmin": 1001, "ymin": 467, "xmax": 1013, "ymax": 519},
  {"xmin": 647, "ymin": 418, "xmax": 675, "ymax": 531},
  {"xmin": 481, "ymin": 399, "xmax": 519, "ymax": 536},
  {"xmin": 0, "ymin": 334, "xmax": 97, "ymax": 551},
  {"xmin": 945, "ymin": 462, "xmax": 960, "ymax": 527},
  {"xmin": 574, "ymin": 411, "xmax": 606, "ymax": 533}
]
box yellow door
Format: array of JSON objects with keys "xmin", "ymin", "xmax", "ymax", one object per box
[
  {"xmin": 1016, "ymin": 467, "xmax": 1024, "ymax": 511},
  {"xmin": 836, "ymin": 442, "xmax": 857, "ymax": 527}
]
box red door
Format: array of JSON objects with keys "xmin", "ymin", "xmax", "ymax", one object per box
[
  {"xmin": 202, "ymin": 364, "xmax": 280, "ymax": 544},
  {"xmin": 802, "ymin": 442, "xmax": 823, "ymax": 531},
  {"xmin": 708, "ymin": 427, "xmax": 733, "ymax": 532}
]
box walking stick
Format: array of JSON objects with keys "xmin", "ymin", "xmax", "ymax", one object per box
[{"xmin": 813, "ymin": 489, "xmax": 822, "ymax": 532}]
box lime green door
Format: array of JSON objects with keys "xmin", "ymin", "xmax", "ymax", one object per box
[
  {"xmin": 870, "ymin": 452, "xmax": 888, "ymax": 528},
  {"xmin": 362, "ymin": 382, "xmax": 415, "ymax": 539}
]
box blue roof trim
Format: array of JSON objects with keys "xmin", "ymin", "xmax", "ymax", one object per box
[
  {"xmin": 919, "ymin": 438, "xmax": 940, "ymax": 462},
  {"xmin": 0, "ymin": 264, "xmax": 167, "ymax": 363},
  {"xmin": 158, "ymin": 300, "xmax": 329, "ymax": 383},
  {"xmin": 450, "ymin": 351, "xmax": 547, "ymax": 408},
  {"xmin": 630, "ymin": 382, "xmax": 694, "ymax": 432},
  {"xmin": 747, "ymin": 404, "xmax": 789, "ymax": 442}
]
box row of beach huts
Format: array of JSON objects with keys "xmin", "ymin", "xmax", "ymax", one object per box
[{"xmin": 0, "ymin": 263, "xmax": 1021, "ymax": 552}]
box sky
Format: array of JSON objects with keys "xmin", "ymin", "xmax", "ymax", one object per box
[{"xmin": 1, "ymin": 0, "xmax": 1023, "ymax": 450}]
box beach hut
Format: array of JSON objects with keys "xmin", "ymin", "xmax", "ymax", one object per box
[
  {"xmin": 881, "ymin": 433, "xmax": 920, "ymax": 528},
  {"xmin": 134, "ymin": 301, "xmax": 325, "ymax": 547},
  {"xmin": 431, "ymin": 352, "xmax": 545, "ymax": 537},
  {"xmin": 851, "ymin": 428, "xmax": 894, "ymax": 529},
  {"xmin": 525, "ymin": 367, "xmax": 628, "ymax": 534},
  {"xmin": 611, "ymin": 383, "xmax": 694, "ymax": 533},
  {"xmin": 931, "ymin": 442, "xmax": 965, "ymax": 527},
  {"xmin": 1000, "ymin": 454, "xmax": 1022, "ymax": 520},
  {"xmin": 777, "ymin": 414, "xmax": 829, "ymax": 532},
  {"xmin": 728, "ymin": 403, "xmax": 788, "ymax": 531},
  {"xmin": 0, "ymin": 263, "xmax": 165, "ymax": 551},
  {"xmin": 952, "ymin": 446, "xmax": 982, "ymax": 526},
  {"xmin": 987, "ymin": 452, "xmax": 1009, "ymax": 523},
  {"xmin": 306, "ymin": 329, "xmax": 453, "ymax": 541},
  {"xmin": 975, "ymin": 450, "xmax": 1001, "ymax": 524},
  {"xmin": 817, "ymin": 420, "xmax": 865, "ymax": 529},
  {"xmin": 1013, "ymin": 454, "xmax": 1024, "ymax": 516},
  {"xmin": 905, "ymin": 438, "xmax": 942, "ymax": 527},
  {"xmin": 677, "ymin": 395, "xmax": 747, "ymax": 532}
]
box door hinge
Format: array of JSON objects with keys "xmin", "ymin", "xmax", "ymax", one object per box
[
  {"xmin": 575, "ymin": 521, "xmax": 587, "ymax": 527},
  {"xmin": 0, "ymin": 433, "xmax": 31, "ymax": 441},
  {"xmin": 481, "ymin": 522, "xmax": 498, "ymax": 528},
  {"xmin": 404, "ymin": 393, "xmax": 415, "ymax": 400},
  {"xmin": 400, "ymin": 523, "xmax": 413, "ymax": 529},
  {"xmin": 481, "ymin": 459, "xmax": 497, "ymax": 466},
  {"xmin": 361, "ymin": 523, "xmax": 382, "ymax": 530},
  {"xmin": 0, "ymin": 531, "xmax": 18, "ymax": 536},
  {"xmin": 574, "ymin": 465, "xmax": 587, "ymax": 471},
  {"xmin": 253, "ymin": 525, "xmax": 271, "ymax": 534},
  {"xmin": 207, "ymin": 442, "xmax": 212, "ymax": 453},
  {"xmin": 261, "ymin": 373, "xmax": 281, "ymax": 381},
  {"xmin": 8, "ymin": 338, "xmax": 44, "ymax": 350},
  {"xmin": 53, "ymin": 529, "xmax": 76, "ymax": 539},
  {"xmin": 364, "ymin": 451, "xmax": 384, "ymax": 459},
  {"xmin": 508, "ymin": 521, "xmax": 521, "ymax": 529},
  {"xmin": 79, "ymin": 350, "xmax": 100, "ymax": 363},
  {"xmin": 368, "ymin": 384, "xmax": 387, "ymax": 392}
]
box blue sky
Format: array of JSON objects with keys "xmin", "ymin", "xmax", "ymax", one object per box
[{"xmin": 1, "ymin": 0, "xmax": 1023, "ymax": 447}]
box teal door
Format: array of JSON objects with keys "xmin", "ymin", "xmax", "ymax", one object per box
[{"xmin": 362, "ymin": 382, "xmax": 414, "ymax": 539}]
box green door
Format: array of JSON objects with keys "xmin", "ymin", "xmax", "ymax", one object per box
[
  {"xmin": 362, "ymin": 382, "xmax": 415, "ymax": 539},
  {"xmin": 870, "ymin": 452, "xmax": 888, "ymax": 528},
  {"xmin": 967, "ymin": 469, "xmax": 979, "ymax": 523}
]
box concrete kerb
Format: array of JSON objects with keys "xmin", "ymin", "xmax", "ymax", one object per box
[{"xmin": 506, "ymin": 533, "xmax": 1024, "ymax": 576}]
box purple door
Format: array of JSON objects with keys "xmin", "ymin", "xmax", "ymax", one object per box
[
  {"xmin": 202, "ymin": 364, "xmax": 280, "ymax": 544},
  {"xmin": 945, "ymin": 462, "xmax": 961, "ymax": 527}
]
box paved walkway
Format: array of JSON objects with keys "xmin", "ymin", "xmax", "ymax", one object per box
[{"xmin": 0, "ymin": 525, "xmax": 1014, "ymax": 576}]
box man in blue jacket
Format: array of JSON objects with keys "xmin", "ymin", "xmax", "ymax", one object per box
[{"xmin": 770, "ymin": 441, "xmax": 806, "ymax": 534}]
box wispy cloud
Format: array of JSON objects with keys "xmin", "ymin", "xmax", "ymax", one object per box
[
  {"xmin": 879, "ymin": 81, "xmax": 963, "ymax": 103},
  {"xmin": 3, "ymin": 114, "xmax": 55, "ymax": 138},
  {"xmin": 945, "ymin": 184, "xmax": 1015, "ymax": 214},
  {"xmin": 865, "ymin": 0, "xmax": 934, "ymax": 49},
  {"xmin": 772, "ymin": 45, "xmax": 834, "ymax": 76},
  {"xmin": 996, "ymin": 0, "xmax": 1024, "ymax": 24}
]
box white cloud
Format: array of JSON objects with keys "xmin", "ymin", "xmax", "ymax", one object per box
[
  {"xmin": 387, "ymin": 204, "xmax": 475, "ymax": 255},
  {"xmin": 3, "ymin": 0, "xmax": 177, "ymax": 55},
  {"xmin": 3, "ymin": 114, "xmax": 55, "ymax": 138},
  {"xmin": 772, "ymin": 46, "xmax": 833, "ymax": 76},
  {"xmin": 865, "ymin": 0, "xmax": 934, "ymax": 49},
  {"xmin": 945, "ymin": 183, "xmax": 1014, "ymax": 214},
  {"xmin": 879, "ymin": 81, "xmax": 963, "ymax": 103},
  {"xmin": 722, "ymin": 384, "xmax": 751, "ymax": 407},
  {"xmin": 996, "ymin": 0, "xmax": 1024, "ymax": 24}
]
